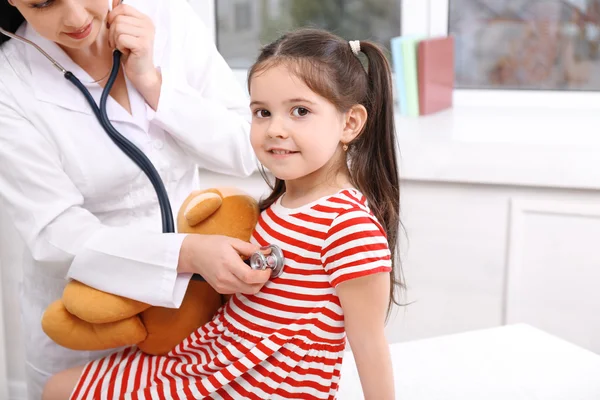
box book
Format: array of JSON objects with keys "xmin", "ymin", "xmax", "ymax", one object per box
[{"xmin": 417, "ymin": 36, "xmax": 455, "ymax": 116}]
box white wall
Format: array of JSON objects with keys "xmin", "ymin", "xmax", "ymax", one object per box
[
  {"xmin": 0, "ymin": 206, "xmax": 26, "ymax": 398},
  {"xmin": 0, "ymin": 224, "xmax": 10, "ymax": 400}
]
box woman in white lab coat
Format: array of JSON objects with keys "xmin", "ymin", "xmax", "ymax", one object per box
[{"xmin": 0, "ymin": 0, "xmax": 271, "ymax": 398}]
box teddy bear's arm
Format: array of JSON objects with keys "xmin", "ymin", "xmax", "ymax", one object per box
[
  {"xmin": 62, "ymin": 280, "xmax": 151, "ymax": 324},
  {"xmin": 41, "ymin": 299, "xmax": 147, "ymax": 351}
]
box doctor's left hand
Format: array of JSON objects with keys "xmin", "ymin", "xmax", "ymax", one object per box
[{"xmin": 106, "ymin": 0, "xmax": 161, "ymax": 108}]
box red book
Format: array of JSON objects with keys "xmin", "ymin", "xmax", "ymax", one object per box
[{"xmin": 417, "ymin": 36, "xmax": 455, "ymax": 116}]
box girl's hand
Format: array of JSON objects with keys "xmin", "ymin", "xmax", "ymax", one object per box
[{"xmin": 106, "ymin": 0, "xmax": 161, "ymax": 108}]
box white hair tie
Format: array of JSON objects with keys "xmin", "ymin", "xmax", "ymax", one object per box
[{"xmin": 349, "ymin": 40, "xmax": 361, "ymax": 56}]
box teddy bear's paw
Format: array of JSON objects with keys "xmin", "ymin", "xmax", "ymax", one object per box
[
  {"xmin": 42, "ymin": 300, "xmax": 147, "ymax": 351},
  {"xmin": 63, "ymin": 280, "xmax": 151, "ymax": 324}
]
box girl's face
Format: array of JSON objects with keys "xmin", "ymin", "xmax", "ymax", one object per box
[
  {"xmin": 249, "ymin": 64, "xmax": 351, "ymax": 188},
  {"xmin": 10, "ymin": 0, "xmax": 108, "ymax": 49}
]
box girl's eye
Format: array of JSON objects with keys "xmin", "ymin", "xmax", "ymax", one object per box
[
  {"xmin": 31, "ymin": 0, "xmax": 54, "ymax": 9},
  {"xmin": 254, "ymin": 109, "xmax": 271, "ymax": 118},
  {"xmin": 292, "ymin": 107, "xmax": 309, "ymax": 117}
]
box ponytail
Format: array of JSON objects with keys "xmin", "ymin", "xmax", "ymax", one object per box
[{"xmin": 349, "ymin": 41, "xmax": 403, "ymax": 314}]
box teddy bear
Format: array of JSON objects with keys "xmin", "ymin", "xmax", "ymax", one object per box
[{"xmin": 40, "ymin": 187, "xmax": 259, "ymax": 356}]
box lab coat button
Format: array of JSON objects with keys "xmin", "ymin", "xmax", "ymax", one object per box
[{"xmin": 153, "ymin": 140, "xmax": 164, "ymax": 150}]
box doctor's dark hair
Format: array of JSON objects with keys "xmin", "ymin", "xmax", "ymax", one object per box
[
  {"xmin": 0, "ymin": 1, "xmax": 25, "ymax": 46},
  {"xmin": 248, "ymin": 28, "xmax": 403, "ymax": 314}
]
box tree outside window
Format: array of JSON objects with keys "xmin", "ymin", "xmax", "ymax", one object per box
[{"xmin": 450, "ymin": 0, "xmax": 600, "ymax": 91}]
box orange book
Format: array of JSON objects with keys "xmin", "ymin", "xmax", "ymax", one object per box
[{"xmin": 417, "ymin": 36, "xmax": 455, "ymax": 116}]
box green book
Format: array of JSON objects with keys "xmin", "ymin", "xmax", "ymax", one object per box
[{"xmin": 402, "ymin": 37, "xmax": 421, "ymax": 117}]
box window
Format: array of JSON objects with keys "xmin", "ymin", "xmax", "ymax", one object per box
[
  {"xmin": 449, "ymin": 0, "xmax": 600, "ymax": 91},
  {"xmin": 408, "ymin": 0, "xmax": 600, "ymax": 108},
  {"xmin": 234, "ymin": 2, "xmax": 252, "ymax": 32},
  {"xmin": 215, "ymin": 0, "xmax": 402, "ymax": 69}
]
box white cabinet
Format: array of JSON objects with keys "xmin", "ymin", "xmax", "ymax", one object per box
[
  {"xmin": 0, "ymin": 206, "xmax": 26, "ymax": 400},
  {"xmin": 386, "ymin": 181, "xmax": 600, "ymax": 355}
]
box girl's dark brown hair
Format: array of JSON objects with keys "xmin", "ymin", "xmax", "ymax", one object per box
[{"xmin": 248, "ymin": 28, "xmax": 403, "ymax": 315}]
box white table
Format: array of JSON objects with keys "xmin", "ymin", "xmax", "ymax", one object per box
[{"xmin": 338, "ymin": 324, "xmax": 600, "ymax": 399}]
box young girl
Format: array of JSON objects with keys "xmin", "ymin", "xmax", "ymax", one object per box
[{"xmin": 43, "ymin": 27, "xmax": 402, "ymax": 400}]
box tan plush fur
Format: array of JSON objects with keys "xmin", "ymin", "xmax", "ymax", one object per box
[{"xmin": 41, "ymin": 187, "xmax": 259, "ymax": 355}]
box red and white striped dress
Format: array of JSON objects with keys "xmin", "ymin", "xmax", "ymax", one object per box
[{"xmin": 71, "ymin": 188, "xmax": 392, "ymax": 399}]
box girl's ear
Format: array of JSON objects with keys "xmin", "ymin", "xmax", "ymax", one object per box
[{"xmin": 341, "ymin": 104, "xmax": 368, "ymax": 144}]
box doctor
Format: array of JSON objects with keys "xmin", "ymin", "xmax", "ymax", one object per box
[{"xmin": 0, "ymin": 0, "xmax": 271, "ymax": 398}]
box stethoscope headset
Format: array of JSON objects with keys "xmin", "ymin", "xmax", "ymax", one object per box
[{"xmin": 0, "ymin": 3, "xmax": 284, "ymax": 280}]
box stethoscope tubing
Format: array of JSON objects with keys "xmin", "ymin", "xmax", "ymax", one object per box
[{"xmin": 64, "ymin": 51, "xmax": 176, "ymax": 235}]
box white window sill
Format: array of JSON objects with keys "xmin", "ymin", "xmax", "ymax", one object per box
[{"xmin": 396, "ymin": 104, "xmax": 600, "ymax": 190}]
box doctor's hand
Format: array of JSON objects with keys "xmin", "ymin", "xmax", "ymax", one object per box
[
  {"xmin": 106, "ymin": 0, "xmax": 161, "ymax": 109},
  {"xmin": 178, "ymin": 234, "xmax": 272, "ymax": 295}
]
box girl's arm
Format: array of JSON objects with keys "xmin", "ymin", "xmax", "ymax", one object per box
[
  {"xmin": 321, "ymin": 207, "xmax": 396, "ymax": 399},
  {"xmin": 42, "ymin": 365, "xmax": 85, "ymax": 400},
  {"xmin": 337, "ymin": 272, "xmax": 395, "ymax": 400}
]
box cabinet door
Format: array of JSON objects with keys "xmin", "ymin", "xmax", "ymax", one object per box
[{"xmin": 506, "ymin": 199, "xmax": 600, "ymax": 354}]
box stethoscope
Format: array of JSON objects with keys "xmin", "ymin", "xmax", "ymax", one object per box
[{"xmin": 0, "ymin": 19, "xmax": 284, "ymax": 279}]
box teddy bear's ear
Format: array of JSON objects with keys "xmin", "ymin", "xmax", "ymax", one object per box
[{"xmin": 184, "ymin": 192, "xmax": 223, "ymax": 226}]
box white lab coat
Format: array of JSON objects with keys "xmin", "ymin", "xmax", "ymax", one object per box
[{"xmin": 0, "ymin": 0, "xmax": 256, "ymax": 398}]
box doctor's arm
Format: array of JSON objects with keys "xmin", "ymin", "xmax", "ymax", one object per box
[
  {"xmin": 144, "ymin": 0, "xmax": 256, "ymax": 177},
  {"xmin": 0, "ymin": 100, "xmax": 186, "ymax": 307},
  {"xmin": 0, "ymin": 98, "xmax": 262, "ymax": 307}
]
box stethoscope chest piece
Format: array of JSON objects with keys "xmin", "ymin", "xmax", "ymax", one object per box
[{"xmin": 249, "ymin": 244, "xmax": 285, "ymax": 278}]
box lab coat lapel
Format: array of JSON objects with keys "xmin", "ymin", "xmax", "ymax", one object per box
[
  {"xmin": 24, "ymin": 24, "xmax": 95, "ymax": 116},
  {"xmin": 23, "ymin": 24, "xmax": 144, "ymax": 129}
]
